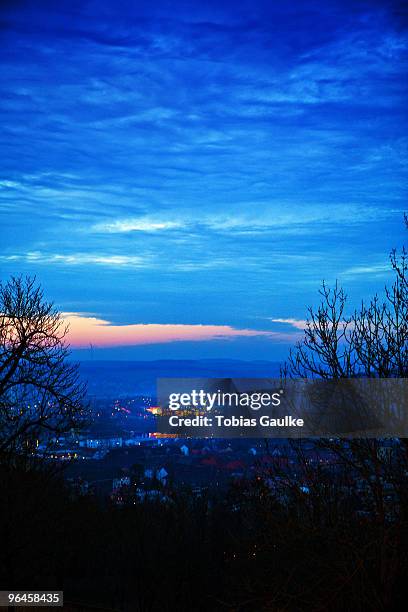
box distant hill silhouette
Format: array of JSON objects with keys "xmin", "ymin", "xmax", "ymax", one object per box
[{"xmin": 78, "ymin": 359, "xmax": 282, "ymax": 397}]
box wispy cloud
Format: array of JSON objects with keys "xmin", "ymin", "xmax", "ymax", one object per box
[
  {"xmin": 63, "ymin": 313, "xmax": 291, "ymax": 347},
  {"xmin": 92, "ymin": 218, "xmax": 183, "ymax": 233},
  {"xmin": 340, "ymin": 264, "xmax": 391, "ymax": 279},
  {"xmin": 87, "ymin": 204, "xmax": 397, "ymax": 237},
  {"xmin": 0, "ymin": 252, "xmax": 149, "ymax": 267},
  {"xmin": 270, "ymin": 318, "xmax": 308, "ymax": 330}
]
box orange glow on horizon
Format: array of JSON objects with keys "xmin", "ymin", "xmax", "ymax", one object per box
[{"xmin": 63, "ymin": 313, "xmax": 284, "ymax": 348}]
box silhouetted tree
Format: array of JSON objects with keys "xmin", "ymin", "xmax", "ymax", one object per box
[
  {"xmin": 0, "ymin": 276, "xmax": 87, "ymax": 460},
  {"xmin": 285, "ymin": 243, "xmax": 407, "ymax": 380},
  {"xmin": 261, "ymin": 216, "xmax": 408, "ymax": 609}
]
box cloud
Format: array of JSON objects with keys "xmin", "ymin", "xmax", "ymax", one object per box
[
  {"xmin": 92, "ymin": 218, "xmax": 183, "ymax": 233},
  {"xmin": 87, "ymin": 204, "xmax": 396, "ymax": 238},
  {"xmin": 340, "ymin": 264, "xmax": 391, "ymax": 279},
  {"xmin": 63, "ymin": 313, "xmax": 292, "ymax": 347},
  {"xmin": 0, "ymin": 252, "xmax": 148, "ymax": 267},
  {"xmin": 270, "ymin": 318, "xmax": 308, "ymax": 330}
]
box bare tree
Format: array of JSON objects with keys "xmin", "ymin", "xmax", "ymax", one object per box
[
  {"xmin": 285, "ymin": 251, "xmax": 407, "ymax": 380},
  {"xmin": 265, "ymin": 217, "xmax": 408, "ymax": 608},
  {"xmin": 0, "ymin": 276, "xmax": 87, "ymax": 459},
  {"xmin": 281, "ymin": 217, "xmax": 407, "ymax": 447}
]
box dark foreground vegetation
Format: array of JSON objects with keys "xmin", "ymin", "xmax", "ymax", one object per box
[{"xmin": 1, "ymin": 455, "xmax": 408, "ymax": 612}]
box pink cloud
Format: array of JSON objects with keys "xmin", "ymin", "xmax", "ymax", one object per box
[{"xmin": 63, "ymin": 313, "xmax": 293, "ymax": 348}]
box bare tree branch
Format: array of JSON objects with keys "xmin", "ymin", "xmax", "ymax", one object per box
[{"xmin": 0, "ymin": 276, "xmax": 88, "ymax": 458}]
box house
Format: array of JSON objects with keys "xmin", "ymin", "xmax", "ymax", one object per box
[{"xmin": 112, "ymin": 476, "xmax": 131, "ymax": 491}]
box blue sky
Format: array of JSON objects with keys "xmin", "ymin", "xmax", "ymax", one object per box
[{"xmin": 0, "ymin": 0, "xmax": 407, "ymax": 360}]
